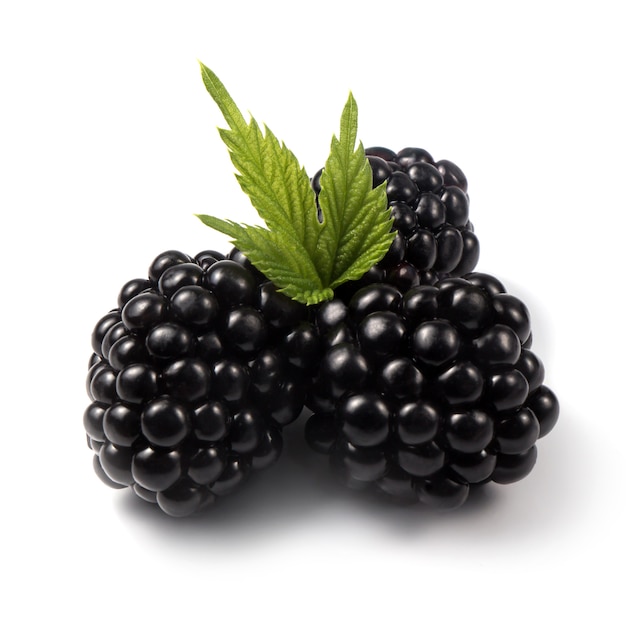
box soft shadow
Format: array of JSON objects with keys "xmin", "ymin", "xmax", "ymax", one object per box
[
  {"xmin": 115, "ymin": 402, "xmax": 584, "ymax": 545},
  {"xmin": 115, "ymin": 416, "xmax": 346, "ymax": 540}
]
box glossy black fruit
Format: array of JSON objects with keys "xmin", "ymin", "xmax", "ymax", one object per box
[
  {"xmin": 85, "ymin": 249, "xmax": 314, "ymax": 516},
  {"xmin": 312, "ymin": 146, "xmax": 479, "ymax": 298},
  {"xmin": 306, "ymin": 273, "xmax": 558, "ymax": 510}
]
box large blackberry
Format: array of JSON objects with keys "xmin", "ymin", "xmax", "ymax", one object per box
[
  {"xmin": 312, "ymin": 147, "xmax": 479, "ymax": 297},
  {"xmin": 305, "ymin": 273, "xmax": 559, "ymax": 510},
  {"xmin": 84, "ymin": 249, "xmax": 316, "ymax": 516}
]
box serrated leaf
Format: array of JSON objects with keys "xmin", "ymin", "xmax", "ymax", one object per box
[
  {"xmin": 316, "ymin": 94, "xmax": 395, "ymax": 288},
  {"xmin": 196, "ymin": 212, "xmax": 328, "ymax": 304},
  {"xmin": 197, "ymin": 63, "xmax": 395, "ymax": 305},
  {"xmin": 199, "ymin": 63, "xmax": 322, "ymax": 261}
]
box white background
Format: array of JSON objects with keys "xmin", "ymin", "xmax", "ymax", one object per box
[{"xmin": 2, "ymin": 1, "xmax": 624, "ymax": 623}]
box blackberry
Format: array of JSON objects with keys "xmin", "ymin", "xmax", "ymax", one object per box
[
  {"xmin": 312, "ymin": 147, "xmax": 479, "ymax": 297},
  {"xmin": 305, "ymin": 273, "xmax": 558, "ymax": 510},
  {"xmin": 84, "ymin": 249, "xmax": 314, "ymax": 516}
]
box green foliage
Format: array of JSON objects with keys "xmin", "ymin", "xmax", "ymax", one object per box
[{"xmin": 197, "ymin": 62, "xmax": 394, "ymax": 305}]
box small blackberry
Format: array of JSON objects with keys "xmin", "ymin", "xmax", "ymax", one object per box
[
  {"xmin": 84, "ymin": 249, "xmax": 315, "ymax": 516},
  {"xmin": 312, "ymin": 147, "xmax": 479, "ymax": 297},
  {"xmin": 305, "ymin": 273, "xmax": 558, "ymax": 510}
]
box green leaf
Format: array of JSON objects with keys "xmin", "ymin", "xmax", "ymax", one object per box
[
  {"xmin": 199, "ymin": 63, "xmax": 322, "ymax": 261},
  {"xmin": 316, "ymin": 94, "xmax": 395, "ymax": 288},
  {"xmin": 197, "ymin": 62, "xmax": 394, "ymax": 305},
  {"xmin": 196, "ymin": 213, "xmax": 328, "ymax": 305}
]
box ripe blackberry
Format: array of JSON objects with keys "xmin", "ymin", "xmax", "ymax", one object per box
[
  {"xmin": 312, "ymin": 147, "xmax": 479, "ymax": 297},
  {"xmin": 84, "ymin": 249, "xmax": 315, "ymax": 516},
  {"xmin": 305, "ymin": 273, "xmax": 558, "ymax": 510}
]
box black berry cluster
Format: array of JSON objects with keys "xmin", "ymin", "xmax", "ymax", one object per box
[
  {"xmin": 84, "ymin": 65, "xmax": 561, "ymax": 518},
  {"xmin": 305, "ymin": 273, "xmax": 559, "ymax": 509},
  {"xmin": 84, "ymin": 249, "xmax": 319, "ymax": 516},
  {"xmin": 312, "ymin": 146, "xmax": 479, "ymax": 297}
]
